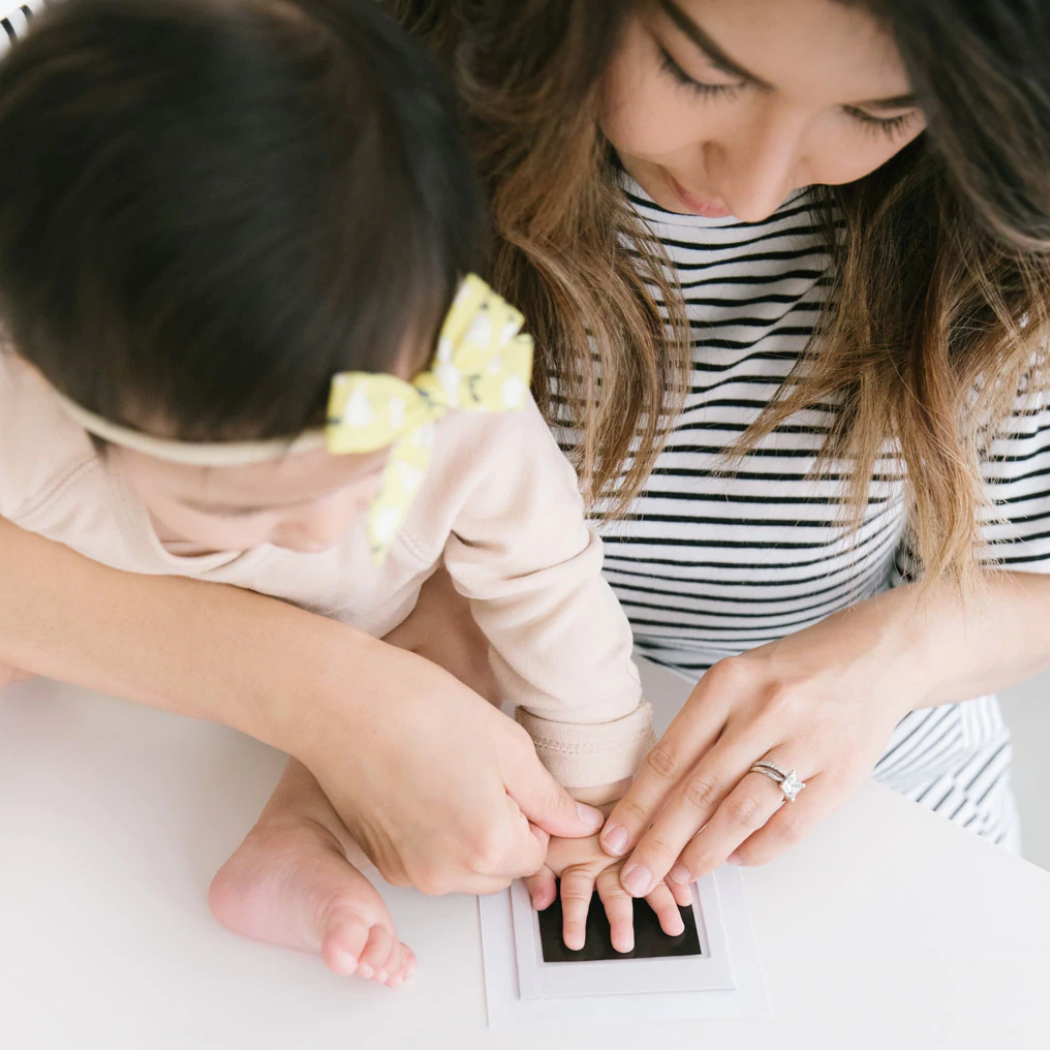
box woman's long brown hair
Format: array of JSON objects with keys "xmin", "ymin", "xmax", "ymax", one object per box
[{"xmin": 392, "ymin": 0, "xmax": 1050, "ymax": 585}]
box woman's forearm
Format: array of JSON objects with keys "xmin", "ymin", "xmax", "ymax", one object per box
[
  {"xmin": 896, "ymin": 569, "xmax": 1050, "ymax": 705},
  {"xmin": 803, "ymin": 567, "xmax": 1050, "ymax": 712},
  {"xmin": 0, "ymin": 515, "xmax": 370, "ymax": 750}
]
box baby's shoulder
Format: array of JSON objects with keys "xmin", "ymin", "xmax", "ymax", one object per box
[
  {"xmin": 401, "ymin": 394, "xmax": 582, "ymax": 553},
  {"xmin": 0, "ymin": 353, "xmax": 100, "ymax": 522},
  {"xmin": 431, "ymin": 394, "xmax": 576, "ymax": 488}
]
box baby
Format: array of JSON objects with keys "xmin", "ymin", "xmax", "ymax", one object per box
[{"xmin": 0, "ymin": 0, "xmax": 684, "ymax": 986}]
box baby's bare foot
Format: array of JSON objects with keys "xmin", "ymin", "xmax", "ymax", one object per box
[{"xmin": 209, "ymin": 815, "xmax": 414, "ymax": 988}]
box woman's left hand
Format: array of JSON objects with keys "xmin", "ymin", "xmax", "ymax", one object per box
[{"xmin": 599, "ymin": 588, "xmax": 934, "ymax": 895}]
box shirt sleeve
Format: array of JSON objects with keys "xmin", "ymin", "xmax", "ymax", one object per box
[{"xmin": 440, "ymin": 398, "xmax": 652, "ymax": 788}]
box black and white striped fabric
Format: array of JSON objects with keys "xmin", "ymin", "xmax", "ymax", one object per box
[
  {"xmin": 1, "ymin": 0, "xmax": 43, "ymax": 54},
  {"xmin": 594, "ymin": 182, "xmax": 1050, "ymax": 850}
]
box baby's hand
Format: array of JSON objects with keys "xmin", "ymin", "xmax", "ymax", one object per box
[{"xmin": 526, "ymin": 832, "xmax": 691, "ymax": 953}]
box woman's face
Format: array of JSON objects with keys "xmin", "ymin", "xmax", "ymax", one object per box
[{"xmin": 602, "ymin": 0, "xmax": 927, "ymax": 221}]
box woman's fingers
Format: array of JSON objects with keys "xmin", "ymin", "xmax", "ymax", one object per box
[
  {"xmin": 559, "ymin": 865, "xmax": 597, "ymax": 951},
  {"xmin": 504, "ymin": 738, "xmax": 607, "ymax": 842},
  {"xmin": 645, "ymin": 881, "xmax": 686, "ymax": 938},
  {"xmin": 617, "ymin": 736, "xmax": 761, "ymax": 897},
  {"xmin": 601, "ymin": 676, "xmax": 729, "ymax": 859},
  {"xmin": 595, "ymin": 868, "xmax": 636, "ymax": 953},
  {"xmin": 668, "ymin": 768, "xmax": 803, "ymax": 884},
  {"xmin": 727, "ymin": 773, "xmax": 844, "ymax": 867},
  {"xmin": 525, "ymin": 864, "xmax": 557, "ymax": 911}
]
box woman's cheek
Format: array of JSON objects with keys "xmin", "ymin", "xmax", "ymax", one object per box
[
  {"xmin": 601, "ymin": 26, "xmax": 695, "ymax": 159},
  {"xmin": 602, "ymin": 77, "xmax": 705, "ymax": 165},
  {"xmin": 807, "ymin": 122, "xmax": 925, "ymax": 187}
]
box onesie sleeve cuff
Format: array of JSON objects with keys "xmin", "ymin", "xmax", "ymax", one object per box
[{"xmin": 514, "ymin": 701, "xmax": 654, "ymax": 789}]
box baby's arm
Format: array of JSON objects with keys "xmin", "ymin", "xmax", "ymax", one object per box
[
  {"xmin": 440, "ymin": 400, "xmax": 686, "ymax": 948},
  {"xmin": 441, "ymin": 399, "xmax": 653, "ymax": 790}
]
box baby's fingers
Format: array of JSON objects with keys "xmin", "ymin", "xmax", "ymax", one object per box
[
  {"xmin": 645, "ymin": 881, "xmax": 685, "ymax": 938},
  {"xmin": 559, "ymin": 866, "xmax": 597, "ymax": 951},
  {"xmin": 525, "ymin": 865, "xmax": 557, "ymax": 911},
  {"xmin": 669, "ymin": 878, "xmax": 693, "ymax": 909},
  {"xmin": 596, "ymin": 868, "xmax": 636, "ymax": 953}
]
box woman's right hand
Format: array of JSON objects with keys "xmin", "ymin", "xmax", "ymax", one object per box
[
  {"xmin": 294, "ymin": 634, "xmax": 605, "ymax": 896},
  {"xmin": 0, "ymin": 519, "xmax": 601, "ymax": 899}
]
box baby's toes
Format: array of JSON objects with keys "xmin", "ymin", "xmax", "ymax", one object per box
[
  {"xmin": 319, "ymin": 915, "xmax": 370, "ymax": 977},
  {"xmin": 357, "ymin": 925, "xmax": 396, "ymax": 983},
  {"xmin": 384, "ymin": 943, "xmax": 415, "ymax": 988}
]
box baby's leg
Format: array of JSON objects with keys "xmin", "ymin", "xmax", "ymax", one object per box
[
  {"xmin": 209, "ymin": 758, "xmax": 414, "ymax": 988},
  {"xmin": 211, "ymin": 570, "xmax": 492, "ymax": 986}
]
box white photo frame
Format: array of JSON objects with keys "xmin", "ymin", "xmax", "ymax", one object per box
[
  {"xmin": 508, "ymin": 872, "xmax": 735, "ymax": 1000},
  {"xmin": 479, "ymin": 864, "xmax": 769, "ymax": 1028}
]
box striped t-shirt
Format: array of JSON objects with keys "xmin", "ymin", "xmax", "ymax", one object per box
[{"xmin": 595, "ymin": 182, "xmax": 1050, "ymax": 848}]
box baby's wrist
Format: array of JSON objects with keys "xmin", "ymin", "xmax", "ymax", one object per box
[{"xmin": 568, "ymin": 777, "xmax": 632, "ymax": 812}]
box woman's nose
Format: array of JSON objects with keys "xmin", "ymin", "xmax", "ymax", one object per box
[{"xmin": 715, "ymin": 109, "xmax": 804, "ymax": 223}]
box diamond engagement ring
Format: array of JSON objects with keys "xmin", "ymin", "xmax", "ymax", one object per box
[{"xmin": 749, "ymin": 760, "xmax": 806, "ymax": 802}]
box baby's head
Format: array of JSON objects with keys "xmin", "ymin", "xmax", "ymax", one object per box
[{"xmin": 0, "ymin": 0, "xmax": 484, "ymax": 554}]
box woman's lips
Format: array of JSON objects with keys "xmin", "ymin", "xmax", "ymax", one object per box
[{"xmin": 670, "ymin": 176, "xmax": 732, "ymax": 219}]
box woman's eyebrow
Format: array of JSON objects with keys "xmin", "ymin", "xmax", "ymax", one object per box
[
  {"xmin": 860, "ymin": 93, "xmax": 919, "ymax": 111},
  {"xmin": 659, "ymin": 0, "xmax": 920, "ymax": 110},
  {"xmin": 659, "ymin": 0, "xmax": 772, "ymax": 87}
]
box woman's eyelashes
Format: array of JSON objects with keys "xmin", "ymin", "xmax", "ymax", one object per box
[
  {"xmin": 656, "ymin": 44, "xmax": 919, "ymax": 139},
  {"xmin": 843, "ymin": 107, "xmax": 919, "ymax": 140},
  {"xmin": 658, "ymin": 45, "xmax": 741, "ymax": 100}
]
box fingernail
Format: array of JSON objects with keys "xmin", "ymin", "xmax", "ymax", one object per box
[
  {"xmin": 669, "ymin": 863, "xmax": 691, "ymax": 884},
  {"xmin": 334, "ymin": 949, "xmax": 358, "ymax": 974},
  {"xmin": 358, "ymin": 963, "xmax": 375, "ymax": 980},
  {"xmin": 577, "ymin": 803, "xmax": 604, "ymax": 831},
  {"xmin": 375, "ymin": 970, "xmax": 388, "ymax": 984},
  {"xmin": 388, "ymin": 974, "xmax": 403, "ymax": 989},
  {"xmin": 726, "ymin": 852, "xmax": 742, "ymax": 866},
  {"xmin": 622, "ymin": 864, "xmax": 653, "ymax": 897},
  {"xmin": 602, "ymin": 825, "xmax": 629, "ymax": 856}
]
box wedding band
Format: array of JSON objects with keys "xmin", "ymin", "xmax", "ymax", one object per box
[{"xmin": 749, "ymin": 760, "xmax": 806, "ymax": 802}]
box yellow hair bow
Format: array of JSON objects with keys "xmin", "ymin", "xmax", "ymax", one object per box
[{"xmin": 326, "ymin": 274, "xmax": 534, "ymax": 562}]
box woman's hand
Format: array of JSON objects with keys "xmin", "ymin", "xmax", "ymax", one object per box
[
  {"xmin": 599, "ymin": 588, "xmax": 935, "ymax": 895},
  {"xmin": 0, "ymin": 519, "xmax": 602, "ymax": 899},
  {"xmin": 296, "ymin": 634, "xmax": 605, "ymax": 896},
  {"xmin": 291, "ymin": 567, "xmax": 605, "ymax": 897}
]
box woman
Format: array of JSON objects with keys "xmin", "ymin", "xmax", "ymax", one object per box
[
  {"xmin": 3, "ymin": 0, "xmax": 1050, "ymax": 969},
  {"xmin": 409, "ymin": 0, "xmax": 1050, "ymax": 904}
]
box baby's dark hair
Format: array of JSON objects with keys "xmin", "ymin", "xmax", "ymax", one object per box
[{"xmin": 0, "ymin": 0, "xmax": 483, "ymax": 441}]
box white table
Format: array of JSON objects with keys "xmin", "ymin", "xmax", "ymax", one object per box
[{"xmin": 2, "ymin": 661, "xmax": 1048, "ymax": 1049}]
